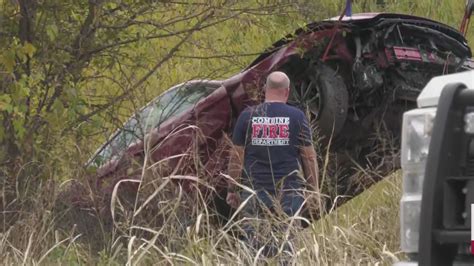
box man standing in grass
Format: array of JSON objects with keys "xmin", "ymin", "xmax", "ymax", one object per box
[{"xmin": 226, "ymin": 71, "xmax": 320, "ymax": 254}]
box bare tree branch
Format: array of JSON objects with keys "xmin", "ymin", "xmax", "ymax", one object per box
[
  {"xmin": 88, "ymin": 11, "xmax": 237, "ymax": 56},
  {"xmin": 18, "ymin": 0, "xmax": 37, "ymax": 44},
  {"xmin": 45, "ymin": 0, "xmax": 104, "ymax": 112},
  {"xmin": 69, "ymin": 10, "xmax": 216, "ymax": 129}
]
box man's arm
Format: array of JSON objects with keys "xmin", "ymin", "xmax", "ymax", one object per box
[
  {"xmin": 300, "ymin": 145, "xmax": 319, "ymax": 190},
  {"xmin": 226, "ymin": 108, "xmax": 249, "ymax": 208},
  {"xmin": 227, "ymin": 145, "xmax": 245, "ymax": 192},
  {"xmin": 300, "ymin": 144, "xmax": 321, "ymax": 214},
  {"xmin": 298, "ymin": 112, "xmax": 319, "ymax": 190}
]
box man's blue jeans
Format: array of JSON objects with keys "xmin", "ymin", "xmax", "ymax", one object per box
[
  {"xmin": 240, "ymin": 189, "xmax": 304, "ymax": 217},
  {"xmin": 239, "ymin": 188, "xmax": 304, "ymax": 256}
]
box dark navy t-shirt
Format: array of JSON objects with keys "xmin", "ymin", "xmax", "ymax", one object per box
[{"xmin": 232, "ymin": 102, "xmax": 312, "ymax": 192}]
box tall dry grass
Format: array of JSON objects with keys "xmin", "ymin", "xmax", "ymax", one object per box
[{"xmin": 0, "ymin": 125, "xmax": 403, "ymax": 265}]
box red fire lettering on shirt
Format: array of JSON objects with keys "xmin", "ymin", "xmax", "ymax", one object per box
[
  {"xmin": 252, "ymin": 124, "xmax": 262, "ymax": 138},
  {"xmin": 269, "ymin": 124, "xmax": 278, "ymax": 138},
  {"xmin": 279, "ymin": 124, "xmax": 289, "ymax": 138},
  {"xmin": 262, "ymin": 124, "xmax": 269, "ymax": 138}
]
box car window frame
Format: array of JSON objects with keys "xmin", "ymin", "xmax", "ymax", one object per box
[{"xmin": 86, "ymin": 80, "xmax": 222, "ymax": 168}]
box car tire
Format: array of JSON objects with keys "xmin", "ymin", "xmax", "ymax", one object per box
[
  {"xmin": 314, "ymin": 64, "xmax": 348, "ymax": 137},
  {"xmin": 288, "ymin": 63, "xmax": 349, "ymax": 138}
]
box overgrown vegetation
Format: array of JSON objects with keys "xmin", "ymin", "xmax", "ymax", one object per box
[{"xmin": 0, "ymin": 0, "xmax": 472, "ymax": 264}]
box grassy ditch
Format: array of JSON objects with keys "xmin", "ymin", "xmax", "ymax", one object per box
[{"xmin": 0, "ymin": 168, "xmax": 402, "ymax": 265}]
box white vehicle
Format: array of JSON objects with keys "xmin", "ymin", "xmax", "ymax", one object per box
[{"xmin": 398, "ymin": 70, "xmax": 474, "ymax": 265}]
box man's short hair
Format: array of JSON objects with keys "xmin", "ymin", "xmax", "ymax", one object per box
[{"xmin": 266, "ymin": 71, "xmax": 290, "ymax": 90}]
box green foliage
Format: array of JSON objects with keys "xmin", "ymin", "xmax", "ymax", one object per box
[
  {"xmin": 42, "ymin": 244, "xmax": 87, "ymax": 265},
  {"xmin": 0, "ymin": 1, "xmax": 303, "ymax": 171},
  {"xmin": 0, "ymin": 0, "xmax": 471, "ymax": 172}
]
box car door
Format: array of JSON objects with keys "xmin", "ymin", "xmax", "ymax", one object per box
[{"xmin": 147, "ymin": 81, "xmax": 232, "ymax": 180}]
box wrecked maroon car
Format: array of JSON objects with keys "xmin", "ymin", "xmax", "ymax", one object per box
[{"xmin": 83, "ymin": 12, "xmax": 473, "ymax": 219}]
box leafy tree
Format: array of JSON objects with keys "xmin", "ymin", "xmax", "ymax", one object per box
[
  {"xmin": 0, "ymin": 0, "xmax": 298, "ymax": 169},
  {"xmin": 0, "ymin": 0, "xmax": 470, "ymax": 173}
]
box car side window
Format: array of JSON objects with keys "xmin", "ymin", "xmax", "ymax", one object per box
[
  {"xmin": 142, "ymin": 83, "xmax": 215, "ymax": 132},
  {"xmin": 89, "ymin": 82, "xmax": 218, "ymax": 167},
  {"xmin": 90, "ymin": 116, "xmax": 141, "ymax": 167}
]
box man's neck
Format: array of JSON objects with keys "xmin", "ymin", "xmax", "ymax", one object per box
[{"xmin": 264, "ymin": 99, "xmax": 286, "ymax": 103}]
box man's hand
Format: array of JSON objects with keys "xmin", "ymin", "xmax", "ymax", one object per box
[
  {"xmin": 226, "ymin": 192, "xmax": 240, "ymax": 209},
  {"xmin": 305, "ymin": 191, "xmax": 323, "ymax": 218},
  {"xmin": 226, "ymin": 144, "xmax": 244, "ymax": 209}
]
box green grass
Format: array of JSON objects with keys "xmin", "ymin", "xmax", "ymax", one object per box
[
  {"xmin": 307, "ymin": 171, "xmax": 403, "ymax": 265},
  {"xmin": 323, "ymin": 171, "xmax": 401, "ymax": 226}
]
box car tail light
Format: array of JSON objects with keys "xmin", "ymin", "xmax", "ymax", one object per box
[{"xmin": 400, "ymin": 108, "xmax": 437, "ymax": 253}]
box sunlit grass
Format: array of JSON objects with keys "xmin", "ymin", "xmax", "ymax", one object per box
[{"xmin": 0, "ymin": 142, "xmax": 403, "ymax": 265}]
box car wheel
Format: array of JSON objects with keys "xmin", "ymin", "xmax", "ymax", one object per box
[{"xmin": 288, "ymin": 63, "xmax": 348, "ymax": 137}]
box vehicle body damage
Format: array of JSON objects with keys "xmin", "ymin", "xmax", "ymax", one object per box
[{"xmin": 74, "ymin": 13, "xmax": 473, "ymax": 220}]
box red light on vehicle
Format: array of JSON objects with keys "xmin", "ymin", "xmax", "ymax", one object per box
[
  {"xmin": 393, "ymin": 47, "xmax": 422, "ymax": 61},
  {"xmin": 472, "ymin": 204, "xmax": 474, "ymax": 254}
]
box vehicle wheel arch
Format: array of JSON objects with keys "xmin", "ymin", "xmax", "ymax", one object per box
[{"xmin": 278, "ymin": 56, "xmax": 349, "ymax": 138}]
